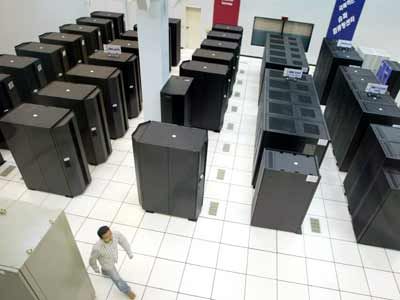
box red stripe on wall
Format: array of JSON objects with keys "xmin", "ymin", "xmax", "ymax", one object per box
[{"xmin": 212, "ymin": 0, "xmax": 241, "ymax": 26}]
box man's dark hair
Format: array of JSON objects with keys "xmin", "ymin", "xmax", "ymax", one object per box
[{"xmin": 97, "ymin": 226, "xmax": 110, "ymax": 238}]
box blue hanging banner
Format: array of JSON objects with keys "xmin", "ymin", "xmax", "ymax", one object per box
[{"xmin": 326, "ymin": 0, "xmax": 366, "ymax": 41}]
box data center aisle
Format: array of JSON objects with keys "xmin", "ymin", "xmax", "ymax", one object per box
[{"xmin": 1, "ymin": 52, "xmax": 400, "ymax": 300}]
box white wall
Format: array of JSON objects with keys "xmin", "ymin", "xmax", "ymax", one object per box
[{"xmin": 0, "ymin": 0, "xmax": 89, "ymax": 54}]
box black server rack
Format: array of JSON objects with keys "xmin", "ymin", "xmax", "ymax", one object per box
[
  {"xmin": 207, "ymin": 30, "xmax": 242, "ymax": 49},
  {"xmin": 344, "ymin": 124, "xmax": 400, "ymax": 214},
  {"xmin": 180, "ymin": 60, "xmax": 229, "ymax": 131},
  {"xmin": 132, "ymin": 121, "xmax": 208, "ymax": 221},
  {"xmin": 120, "ymin": 30, "xmax": 138, "ymax": 41},
  {"xmin": 76, "ymin": 17, "xmax": 115, "ymax": 44},
  {"xmin": 252, "ymin": 150, "xmax": 320, "ymax": 233},
  {"xmin": 313, "ymin": 38, "xmax": 363, "ymax": 105},
  {"xmin": 351, "ymin": 167, "xmax": 400, "ymax": 250},
  {"xmin": 0, "ymin": 55, "xmax": 47, "ymax": 100},
  {"xmin": 201, "ymin": 39, "xmax": 240, "ymax": 75},
  {"xmin": 39, "ymin": 32, "xmax": 88, "ymax": 67},
  {"xmin": 0, "ymin": 74, "xmax": 21, "ymax": 148},
  {"xmin": 65, "ymin": 64, "xmax": 128, "ymax": 139},
  {"xmin": 0, "ymin": 152, "xmax": 4, "ymax": 165},
  {"xmin": 88, "ymin": 51, "xmax": 141, "ymax": 118},
  {"xmin": 161, "ymin": 76, "xmax": 193, "ymax": 126},
  {"xmin": 382, "ymin": 60, "xmax": 400, "ymax": 99},
  {"xmin": 325, "ymin": 66, "xmax": 400, "ymax": 171},
  {"xmin": 34, "ymin": 81, "xmax": 112, "ymax": 165},
  {"xmin": 212, "ymin": 24, "xmax": 243, "ymax": 35},
  {"xmin": 90, "ymin": 11, "xmax": 125, "ymax": 38},
  {"xmin": 192, "ymin": 48, "xmax": 235, "ymax": 96},
  {"xmin": 15, "ymin": 42, "xmax": 70, "ymax": 82},
  {"xmin": 259, "ymin": 34, "xmax": 309, "ymax": 89},
  {"xmin": 60, "ymin": 24, "xmax": 103, "ymax": 56},
  {"xmin": 0, "ymin": 103, "xmax": 91, "ymax": 197},
  {"xmin": 169, "ymin": 18, "xmax": 181, "ymax": 66}
]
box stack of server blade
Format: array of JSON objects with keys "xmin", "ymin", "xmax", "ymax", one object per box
[
  {"xmin": 39, "ymin": 32, "xmax": 88, "ymax": 67},
  {"xmin": 201, "ymin": 39, "xmax": 240, "ymax": 79},
  {"xmin": 313, "ymin": 38, "xmax": 363, "ymax": 105},
  {"xmin": 207, "ymin": 30, "xmax": 242, "ymax": 49},
  {"xmin": 0, "ymin": 74, "xmax": 21, "ymax": 148},
  {"xmin": 90, "ymin": 11, "xmax": 125, "ymax": 39},
  {"xmin": 34, "ymin": 81, "xmax": 112, "ymax": 165},
  {"xmin": 179, "ymin": 60, "xmax": 229, "ymax": 132},
  {"xmin": 76, "ymin": 17, "xmax": 115, "ymax": 44},
  {"xmin": 0, "ymin": 103, "xmax": 91, "ymax": 196},
  {"xmin": 192, "ymin": 48, "xmax": 235, "ymax": 97},
  {"xmin": 212, "ymin": 23, "xmax": 243, "ymax": 45},
  {"xmin": 88, "ymin": 50, "xmax": 142, "ymax": 118},
  {"xmin": 259, "ymin": 34, "xmax": 309, "ymax": 90},
  {"xmin": 252, "ymin": 68, "xmax": 330, "ymax": 187},
  {"xmin": 60, "ymin": 24, "xmax": 103, "ymax": 56},
  {"xmin": 344, "ymin": 124, "xmax": 400, "ymax": 213},
  {"xmin": 324, "ymin": 66, "xmax": 400, "ymax": 171},
  {"xmin": 0, "ymin": 54, "xmax": 47, "ymax": 100},
  {"xmin": 161, "ymin": 76, "xmax": 193, "ymax": 126},
  {"xmin": 65, "ymin": 64, "xmax": 129, "ymax": 139},
  {"xmin": 15, "ymin": 42, "xmax": 70, "ymax": 82},
  {"xmin": 252, "ymin": 149, "xmax": 320, "ymax": 233}
]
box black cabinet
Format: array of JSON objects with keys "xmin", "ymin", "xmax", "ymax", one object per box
[
  {"xmin": 161, "ymin": 76, "xmax": 193, "ymax": 126},
  {"xmin": 39, "ymin": 32, "xmax": 88, "ymax": 67},
  {"xmin": 252, "ymin": 150, "xmax": 320, "ymax": 233},
  {"xmin": 15, "ymin": 42, "xmax": 70, "ymax": 82},
  {"xmin": 207, "ymin": 30, "xmax": 242, "ymax": 48},
  {"xmin": 212, "ymin": 24, "xmax": 243, "ymax": 35},
  {"xmin": 34, "ymin": 81, "xmax": 112, "ymax": 165},
  {"xmin": 65, "ymin": 64, "xmax": 128, "ymax": 139},
  {"xmin": 60, "ymin": 24, "xmax": 103, "ymax": 56},
  {"xmin": 0, "ymin": 74, "xmax": 21, "ymax": 148},
  {"xmin": 180, "ymin": 60, "xmax": 229, "ymax": 131},
  {"xmin": 76, "ymin": 17, "xmax": 115, "ymax": 44},
  {"xmin": 260, "ymin": 34, "xmax": 309, "ymax": 89},
  {"xmin": 344, "ymin": 124, "xmax": 400, "ymax": 214},
  {"xmin": 313, "ymin": 38, "xmax": 363, "ymax": 105},
  {"xmin": 192, "ymin": 48, "xmax": 235, "ymax": 96},
  {"xmin": 169, "ymin": 18, "xmax": 181, "ymax": 66},
  {"xmin": 132, "ymin": 121, "xmax": 208, "ymax": 221},
  {"xmin": 351, "ymin": 167, "xmax": 400, "ymax": 250},
  {"xmin": 0, "ymin": 103, "xmax": 91, "ymax": 197},
  {"xmin": 201, "ymin": 39, "xmax": 240, "ymax": 75},
  {"xmin": 120, "ymin": 30, "xmax": 138, "ymax": 41},
  {"xmin": 88, "ymin": 51, "xmax": 141, "ymax": 118},
  {"xmin": 91, "ymin": 11, "xmax": 125, "ymax": 38},
  {"xmin": 325, "ymin": 66, "xmax": 400, "ymax": 171},
  {"xmin": 0, "ymin": 55, "xmax": 47, "ymax": 100}
]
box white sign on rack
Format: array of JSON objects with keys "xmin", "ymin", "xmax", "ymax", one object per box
[
  {"xmin": 337, "ymin": 39, "xmax": 353, "ymax": 48},
  {"xmin": 365, "ymin": 83, "xmax": 388, "ymax": 95},
  {"xmin": 283, "ymin": 68, "xmax": 303, "ymax": 79},
  {"xmin": 104, "ymin": 44, "xmax": 122, "ymax": 57}
]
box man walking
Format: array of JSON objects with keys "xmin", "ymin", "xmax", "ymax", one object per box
[{"xmin": 89, "ymin": 226, "xmax": 136, "ymax": 299}]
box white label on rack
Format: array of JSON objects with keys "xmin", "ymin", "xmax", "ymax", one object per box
[
  {"xmin": 37, "ymin": 64, "xmax": 42, "ymax": 72},
  {"xmin": 337, "ymin": 39, "xmax": 352, "ymax": 48},
  {"xmin": 98, "ymin": 31, "xmax": 102, "ymax": 37},
  {"xmin": 365, "ymin": 83, "xmax": 388, "ymax": 95},
  {"xmin": 8, "ymin": 81, "xmax": 14, "ymax": 90},
  {"xmin": 306, "ymin": 175, "xmax": 319, "ymax": 183},
  {"xmin": 82, "ymin": 39, "xmax": 85, "ymax": 46},
  {"xmin": 317, "ymin": 139, "xmax": 328, "ymax": 146},
  {"xmin": 62, "ymin": 50, "xmax": 67, "ymax": 57},
  {"xmin": 392, "ymin": 124, "xmax": 400, "ymax": 128},
  {"xmin": 283, "ymin": 68, "xmax": 303, "ymax": 79},
  {"xmin": 302, "ymin": 66, "xmax": 309, "ymax": 73},
  {"xmin": 104, "ymin": 44, "xmax": 122, "ymax": 56}
]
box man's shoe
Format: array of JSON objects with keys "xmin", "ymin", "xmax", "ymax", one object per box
[{"xmin": 127, "ymin": 291, "xmax": 136, "ymax": 299}]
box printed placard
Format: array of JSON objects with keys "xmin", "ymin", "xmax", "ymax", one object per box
[
  {"xmin": 337, "ymin": 39, "xmax": 352, "ymax": 48},
  {"xmin": 283, "ymin": 68, "xmax": 303, "ymax": 79},
  {"xmin": 365, "ymin": 83, "xmax": 388, "ymax": 95},
  {"xmin": 104, "ymin": 44, "xmax": 122, "ymax": 57}
]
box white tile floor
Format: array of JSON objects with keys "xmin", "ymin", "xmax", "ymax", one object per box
[{"xmin": 2, "ymin": 49, "xmax": 400, "ymax": 300}]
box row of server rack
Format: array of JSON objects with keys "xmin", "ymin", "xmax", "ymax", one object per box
[
  {"xmin": 135, "ymin": 24, "xmax": 243, "ymax": 222},
  {"xmin": 251, "ymin": 32, "xmax": 328, "ymax": 234},
  {"xmin": 313, "ymin": 38, "xmax": 400, "ymax": 250}
]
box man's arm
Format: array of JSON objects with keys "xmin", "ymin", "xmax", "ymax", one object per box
[
  {"xmin": 116, "ymin": 232, "xmax": 133, "ymax": 258},
  {"xmin": 89, "ymin": 246, "xmax": 100, "ymax": 273}
]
